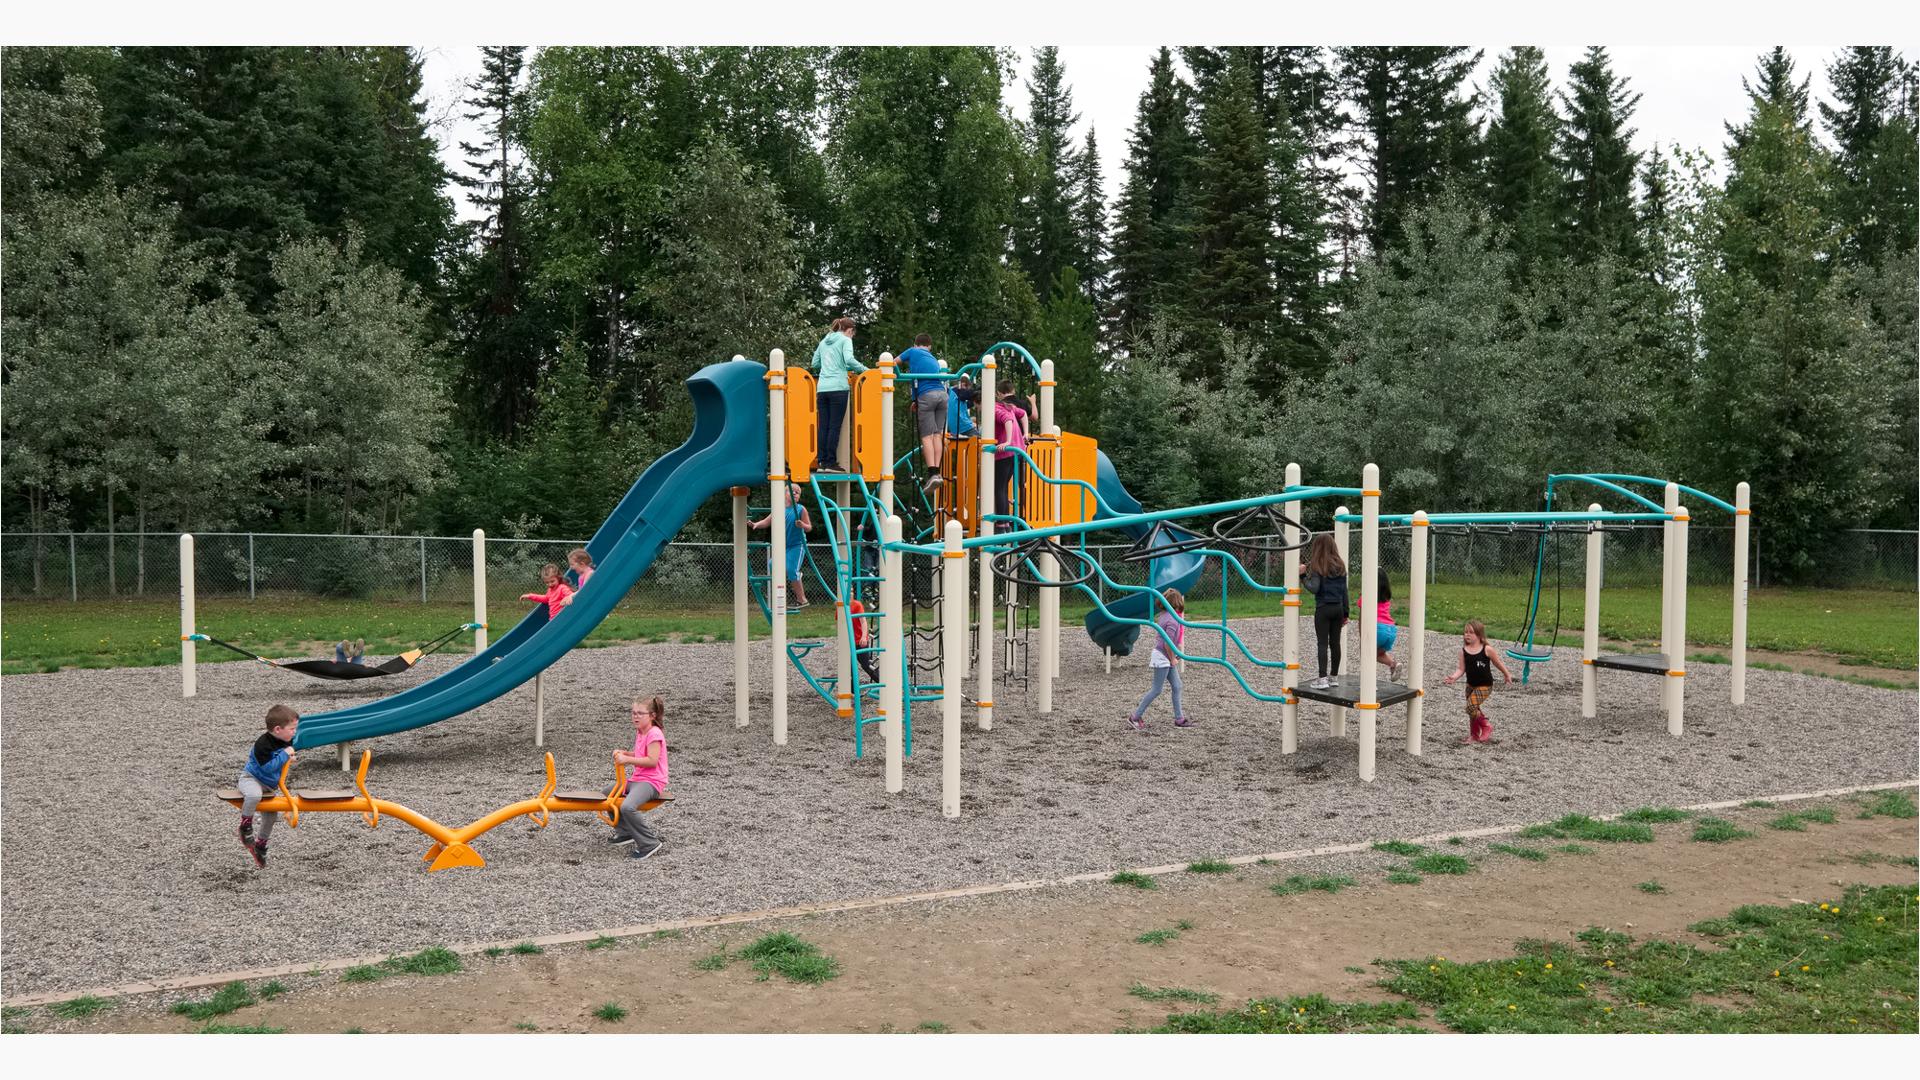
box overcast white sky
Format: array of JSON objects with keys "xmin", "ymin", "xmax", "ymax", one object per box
[{"xmin": 417, "ymin": 45, "xmax": 1839, "ymax": 221}]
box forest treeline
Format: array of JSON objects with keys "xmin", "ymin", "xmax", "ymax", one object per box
[{"xmin": 2, "ymin": 45, "xmax": 1913, "ymax": 580}]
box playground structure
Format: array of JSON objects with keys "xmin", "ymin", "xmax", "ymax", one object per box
[
  {"xmin": 214, "ymin": 749, "xmax": 668, "ymax": 872},
  {"xmin": 176, "ymin": 346, "xmax": 1755, "ymax": 826}
]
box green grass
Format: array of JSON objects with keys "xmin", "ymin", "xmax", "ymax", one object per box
[
  {"xmin": 257, "ymin": 980, "xmax": 287, "ymax": 999},
  {"xmin": 1128, "ymin": 984, "xmax": 1221, "ymax": 1005},
  {"xmin": 1410, "ymin": 853, "xmax": 1474, "ymax": 876},
  {"xmin": 50, "ymin": 995, "xmax": 112, "ymax": 1019},
  {"xmin": 1489, "ymin": 843, "xmax": 1549, "ymax": 862},
  {"xmin": 199, "ymin": 1023, "xmax": 286, "ymax": 1034},
  {"xmin": 651, "ymin": 930, "xmax": 684, "ymax": 941},
  {"xmin": 483, "ymin": 947, "xmax": 506, "ymax": 958},
  {"xmin": 735, "ymin": 932, "xmax": 839, "ymax": 984},
  {"xmin": 1618, "ymin": 806, "xmax": 1691, "ymax": 823},
  {"xmin": 915, "ymin": 1020, "xmax": 952, "ymax": 1032},
  {"xmin": 1518, "ymin": 814, "xmax": 1654, "ymax": 844},
  {"xmin": 1856, "ymin": 790, "xmax": 1918, "ymax": 819},
  {"xmin": 3, "ymin": 1006, "xmax": 32, "ymax": 1034},
  {"xmin": 1135, "ymin": 928, "xmax": 1184, "ymax": 946},
  {"xmin": 340, "ymin": 946, "xmax": 463, "ymax": 984},
  {"xmin": 1798, "ymin": 805, "xmax": 1837, "ymax": 824},
  {"xmin": 1690, "ymin": 817, "xmax": 1754, "ymax": 843},
  {"xmin": 1386, "ymin": 870, "xmax": 1423, "ymax": 885},
  {"xmin": 1344, "ymin": 966, "xmax": 1368, "ymax": 975},
  {"xmin": 1555, "ymin": 844, "xmax": 1595, "ymax": 855},
  {"xmin": 593, "ymin": 1002, "xmax": 628, "ymax": 1022},
  {"xmin": 586, "ymin": 935, "xmax": 621, "ymax": 950},
  {"xmin": 1767, "ymin": 813, "xmax": 1809, "ymax": 832},
  {"xmin": 1845, "ymin": 851, "xmax": 1920, "ymax": 867},
  {"xmin": 9, "ymin": 582, "xmax": 1914, "ymax": 677},
  {"xmin": 1741, "ymin": 800, "xmax": 1776, "ymax": 809},
  {"xmin": 509, "ymin": 941, "xmax": 543, "ymax": 955},
  {"xmin": 1372, "ymin": 840, "xmax": 1425, "ymax": 856},
  {"xmin": 170, "ymin": 981, "xmax": 255, "ymax": 1021},
  {"xmin": 1185, "ymin": 859, "xmax": 1233, "ymax": 874},
  {"xmin": 1637, "ymin": 881, "xmax": 1667, "ymax": 894},
  {"xmin": 1371, "ymin": 884, "xmax": 1919, "ymax": 1032},
  {"xmin": 694, "ymin": 951, "xmax": 729, "ymax": 971},
  {"xmin": 1110, "ymin": 870, "xmax": 1156, "ymax": 890},
  {"xmin": 343, "ymin": 1027, "xmax": 366, "ymax": 1034},
  {"xmin": 513, "ymin": 1021, "xmax": 538, "ymax": 1031},
  {"xmin": 1445, "ymin": 837, "xmax": 1464, "ymax": 846},
  {"xmin": 1271, "ymin": 874, "xmax": 1357, "ymax": 896},
  {"xmin": 1175, "ymin": 919, "xmax": 1195, "ymax": 931},
  {"xmin": 1148, "ymin": 993, "xmax": 1423, "ymax": 1033}
]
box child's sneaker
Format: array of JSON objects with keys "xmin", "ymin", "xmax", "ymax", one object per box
[
  {"xmin": 1174, "ymin": 716, "xmax": 1195, "ymax": 728},
  {"xmin": 609, "ymin": 833, "xmax": 635, "ymax": 846},
  {"xmin": 250, "ymin": 839, "xmax": 267, "ymax": 869},
  {"xmin": 1125, "ymin": 714, "xmax": 1146, "ymax": 733},
  {"xmin": 238, "ymin": 819, "xmax": 255, "ymax": 851},
  {"xmin": 631, "ymin": 842, "xmax": 661, "ymax": 860}
]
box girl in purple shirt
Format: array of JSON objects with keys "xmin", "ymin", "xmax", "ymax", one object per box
[{"xmin": 1126, "ymin": 588, "xmax": 1192, "ymax": 731}]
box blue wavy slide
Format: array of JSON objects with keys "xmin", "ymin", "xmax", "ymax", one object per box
[
  {"xmin": 294, "ymin": 359, "xmax": 770, "ymax": 749},
  {"xmin": 1081, "ymin": 450, "xmax": 1208, "ymax": 657}
]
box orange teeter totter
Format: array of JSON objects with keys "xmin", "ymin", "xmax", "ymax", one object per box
[{"xmin": 215, "ymin": 750, "xmax": 671, "ymax": 872}]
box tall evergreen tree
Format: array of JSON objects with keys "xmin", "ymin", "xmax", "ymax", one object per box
[
  {"xmin": 1484, "ymin": 46, "xmax": 1564, "ymax": 268},
  {"xmin": 1185, "ymin": 52, "xmax": 1273, "ymax": 385},
  {"xmin": 1069, "ymin": 126, "xmax": 1109, "ymax": 314},
  {"xmin": 1559, "ymin": 46, "xmax": 1642, "ymax": 261},
  {"xmin": 450, "ymin": 46, "xmax": 543, "ymax": 436},
  {"xmin": 1337, "ymin": 46, "xmax": 1483, "ymax": 254},
  {"xmin": 1821, "ymin": 47, "xmax": 1918, "ymax": 264},
  {"xmin": 1727, "ymin": 47, "xmax": 1814, "ymax": 153},
  {"xmin": 1014, "ymin": 47, "xmax": 1081, "ymax": 302},
  {"xmin": 1111, "ymin": 48, "xmax": 1197, "ymax": 336}
]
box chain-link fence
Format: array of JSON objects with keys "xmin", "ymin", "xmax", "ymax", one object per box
[{"xmin": 2, "ymin": 525, "xmax": 1914, "ymax": 606}]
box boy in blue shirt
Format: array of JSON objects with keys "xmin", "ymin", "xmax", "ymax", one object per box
[
  {"xmin": 236, "ymin": 705, "xmax": 300, "ymax": 868},
  {"xmin": 896, "ymin": 333, "xmax": 948, "ymax": 488}
]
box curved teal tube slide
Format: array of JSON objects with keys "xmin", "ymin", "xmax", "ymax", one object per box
[
  {"xmin": 1082, "ymin": 450, "xmax": 1208, "ymax": 657},
  {"xmin": 294, "ymin": 359, "xmax": 770, "ymax": 749}
]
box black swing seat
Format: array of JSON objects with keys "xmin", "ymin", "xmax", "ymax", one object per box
[
  {"xmin": 275, "ymin": 652, "xmax": 421, "ymax": 680},
  {"xmin": 1587, "ymin": 652, "xmax": 1670, "ymax": 675},
  {"xmin": 1291, "ymin": 675, "xmax": 1421, "ymax": 709}
]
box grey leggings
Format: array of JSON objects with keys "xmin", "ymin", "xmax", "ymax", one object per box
[
  {"xmin": 236, "ymin": 773, "xmax": 278, "ymax": 843},
  {"xmin": 1133, "ymin": 664, "xmax": 1185, "ymax": 720},
  {"xmin": 615, "ymin": 781, "xmax": 662, "ymax": 849}
]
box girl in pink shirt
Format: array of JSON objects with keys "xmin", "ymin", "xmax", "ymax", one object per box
[
  {"xmin": 1126, "ymin": 588, "xmax": 1192, "ymax": 731},
  {"xmin": 561, "ymin": 549, "xmax": 595, "ymax": 606},
  {"xmin": 521, "ymin": 563, "xmax": 573, "ymax": 618},
  {"xmin": 1357, "ymin": 568, "xmax": 1400, "ymax": 680},
  {"xmin": 610, "ymin": 696, "xmax": 669, "ymax": 859}
]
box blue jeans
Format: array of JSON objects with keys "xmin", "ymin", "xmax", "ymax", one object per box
[{"xmin": 1133, "ymin": 663, "xmax": 1184, "ymax": 720}]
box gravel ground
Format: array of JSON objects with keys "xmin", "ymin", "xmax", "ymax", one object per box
[{"xmin": 4, "ymin": 617, "xmax": 1914, "ymax": 998}]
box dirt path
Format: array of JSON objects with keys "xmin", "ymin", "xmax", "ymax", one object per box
[{"xmin": 61, "ymin": 801, "xmax": 1919, "ymax": 1034}]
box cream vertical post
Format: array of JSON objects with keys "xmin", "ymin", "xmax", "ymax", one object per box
[
  {"xmin": 534, "ymin": 673, "xmax": 545, "ymax": 747},
  {"xmin": 1732, "ymin": 482, "xmax": 1750, "ymax": 706},
  {"xmin": 881, "ymin": 514, "xmax": 905, "ymax": 794},
  {"xmin": 941, "ymin": 521, "xmax": 966, "ymax": 818},
  {"xmin": 1281, "ymin": 463, "xmax": 1301, "ymax": 754},
  {"xmin": 471, "ymin": 529, "xmax": 488, "ymax": 653},
  {"xmin": 732, "ymin": 487, "xmax": 750, "ymax": 726},
  {"xmin": 1039, "ymin": 359, "xmax": 1060, "ymax": 686},
  {"xmin": 1357, "ymin": 465, "xmax": 1380, "ymax": 781},
  {"xmin": 976, "ymin": 356, "xmax": 996, "ymax": 731},
  {"xmin": 180, "ymin": 533, "xmax": 196, "ymax": 698},
  {"xmin": 1660, "ymin": 482, "xmax": 1679, "ymax": 719},
  {"xmin": 878, "ymin": 353, "xmax": 896, "ymax": 516},
  {"xmin": 1407, "ymin": 511, "xmax": 1427, "ymax": 756},
  {"xmin": 768, "ymin": 351, "xmax": 789, "ymax": 746},
  {"xmin": 1670, "ymin": 504, "xmax": 1690, "ymax": 737},
  {"xmin": 1582, "ymin": 503, "xmax": 1603, "ymax": 719},
  {"xmin": 1330, "ymin": 505, "xmax": 1350, "ymax": 738}
]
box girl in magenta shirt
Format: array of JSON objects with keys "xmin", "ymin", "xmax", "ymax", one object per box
[
  {"xmin": 610, "ymin": 695, "xmax": 669, "ymax": 859},
  {"xmin": 1357, "ymin": 568, "xmax": 1400, "ymax": 679},
  {"xmin": 1126, "ymin": 588, "xmax": 1192, "ymax": 731}
]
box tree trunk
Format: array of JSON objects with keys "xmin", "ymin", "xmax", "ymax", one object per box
[{"xmin": 30, "ymin": 486, "xmax": 46, "ymax": 596}]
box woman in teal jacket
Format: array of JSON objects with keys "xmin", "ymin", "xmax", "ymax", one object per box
[{"xmin": 810, "ymin": 317, "xmax": 866, "ymax": 471}]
